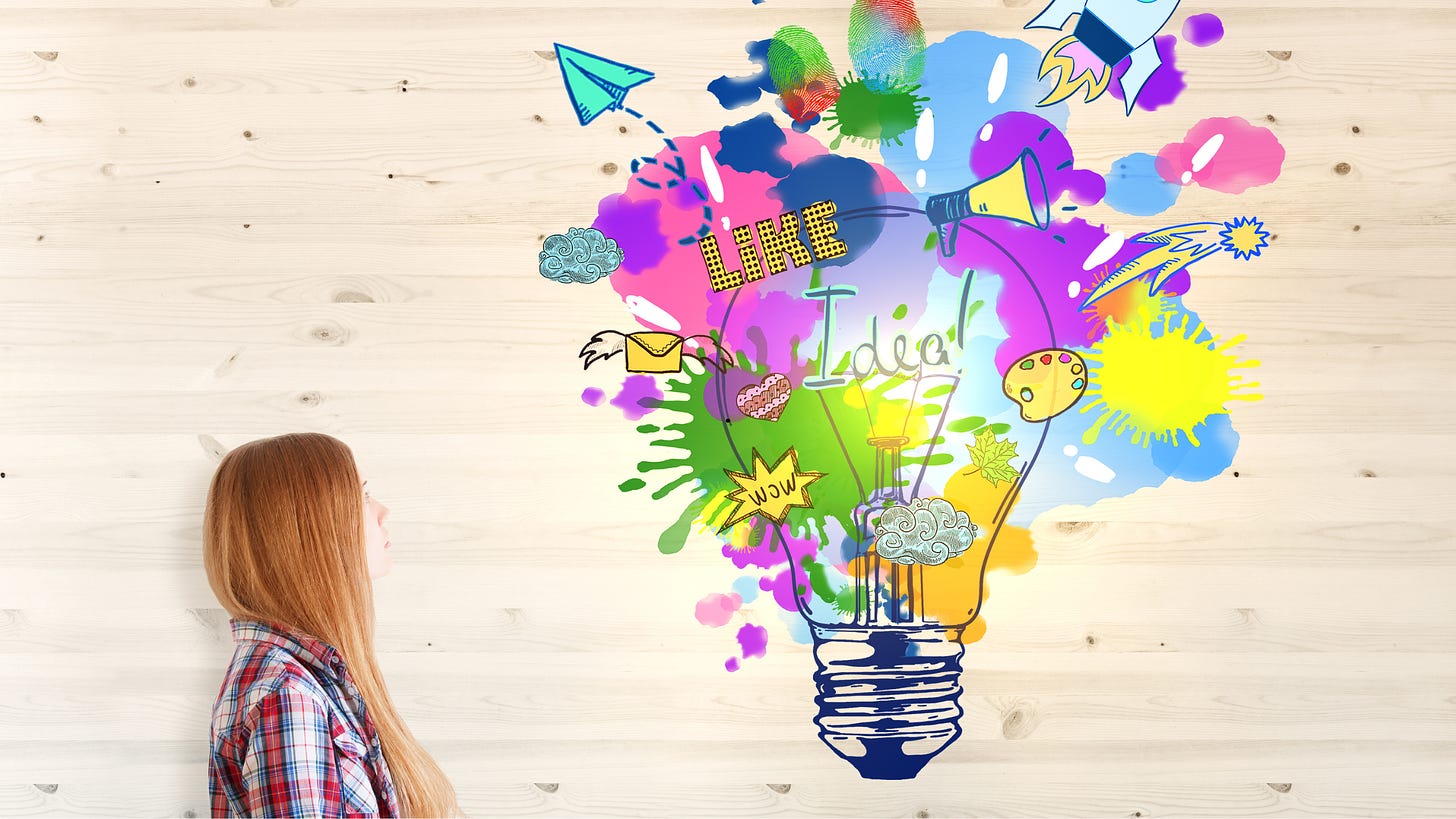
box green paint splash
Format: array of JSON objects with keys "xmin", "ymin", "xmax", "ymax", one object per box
[{"xmin": 824, "ymin": 75, "xmax": 928, "ymax": 149}]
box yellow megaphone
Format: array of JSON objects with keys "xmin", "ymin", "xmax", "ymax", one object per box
[{"xmin": 924, "ymin": 147, "xmax": 1051, "ymax": 257}]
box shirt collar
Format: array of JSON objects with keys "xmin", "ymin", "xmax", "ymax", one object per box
[{"xmin": 230, "ymin": 616, "xmax": 347, "ymax": 681}]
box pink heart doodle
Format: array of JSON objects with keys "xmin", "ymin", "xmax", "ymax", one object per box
[{"xmin": 736, "ymin": 373, "xmax": 792, "ymax": 421}]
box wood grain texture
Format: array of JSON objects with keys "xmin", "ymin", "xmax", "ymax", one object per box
[{"xmin": 1, "ymin": 0, "xmax": 1453, "ymax": 816}]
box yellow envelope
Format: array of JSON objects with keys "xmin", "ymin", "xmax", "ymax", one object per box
[{"xmin": 624, "ymin": 332, "xmax": 686, "ymax": 373}]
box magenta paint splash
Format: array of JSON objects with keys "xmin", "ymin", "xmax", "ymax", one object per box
[
  {"xmin": 1157, "ymin": 116, "xmax": 1285, "ymax": 194},
  {"xmin": 1182, "ymin": 14, "xmax": 1224, "ymax": 47}
]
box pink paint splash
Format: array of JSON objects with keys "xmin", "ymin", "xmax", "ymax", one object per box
[
  {"xmin": 1182, "ymin": 14, "xmax": 1224, "ymax": 47},
  {"xmin": 736, "ymin": 623, "xmax": 768, "ymax": 659},
  {"xmin": 609, "ymin": 375, "xmax": 662, "ymax": 421},
  {"xmin": 1156, "ymin": 116, "xmax": 1285, "ymax": 194},
  {"xmin": 1108, "ymin": 36, "xmax": 1185, "ymax": 112},
  {"xmin": 695, "ymin": 592, "xmax": 742, "ymax": 627}
]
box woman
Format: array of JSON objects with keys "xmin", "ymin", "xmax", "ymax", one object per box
[{"xmin": 204, "ymin": 432, "xmax": 461, "ymax": 817}]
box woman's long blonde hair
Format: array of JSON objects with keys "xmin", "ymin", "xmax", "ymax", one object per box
[{"xmin": 203, "ymin": 432, "xmax": 461, "ymax": 818}]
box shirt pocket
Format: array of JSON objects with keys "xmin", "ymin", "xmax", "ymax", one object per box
[{"xmin": 330, "ymin": 725, "xmax": 381, "ymax": 817}]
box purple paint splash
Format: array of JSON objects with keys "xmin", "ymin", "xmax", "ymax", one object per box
[
  {"xmin": 592, "ymin": 195, "xmax": 668, "ymax": 275},
  {"xmin": 1183, "ymin": 14, "xmax": 1224, "ymax": 47},
  {"xmin": 971, "ymin": 111, "xmax": 1105, "ymax": 207},
  {"xmin": 736, "ymin": 623, "xmax": 768, "ymax": 659},
  {"xmin": 725, "ymin": 657, "xmax": 741, "ymax": 671},
  {"xmin": 1108, "ymin": 36, "xmax": 1185, "ymax": 111},
  {"xmin": 581, "ymin": 387, "xmax": 606, "ymax": 407},
  {"xmin": 609, "ymin": 375, "xmax": 662, "ymax": 421}
]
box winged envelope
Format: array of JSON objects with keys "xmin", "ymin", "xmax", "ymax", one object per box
[
  {"xmin": 624, "ymin": 332, "xmax": 687, "ymax": 373},
  {"xmin": 579, "ymin": 330, "xmax": 732, "ymax": 374}
]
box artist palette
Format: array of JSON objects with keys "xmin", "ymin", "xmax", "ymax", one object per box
[{"xmin": 1002, "ymin": 348, "xmax": 1088, "ymax": 422}]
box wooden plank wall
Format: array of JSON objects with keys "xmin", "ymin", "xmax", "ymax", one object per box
[{"xmin": 1, "ymin": 1, "xmax": 1453, "ymax": 816}]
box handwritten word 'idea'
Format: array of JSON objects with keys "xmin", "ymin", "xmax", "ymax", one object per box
[
  {"xmin": 698, "ymin": 200, "xmax": 848, "ymax": 293},
  {"xmin": 803, "ymin": 286, "xmax": 954, "ymax": 388}
]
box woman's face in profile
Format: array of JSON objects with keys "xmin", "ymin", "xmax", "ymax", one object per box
[{"xmin": 360, "ymin": 475, "xmax": 392, "ymax": 579}]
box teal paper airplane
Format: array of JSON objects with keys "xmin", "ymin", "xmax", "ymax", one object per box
[{"xmin": 553, "ymin": 43, "xmax": 655, "ymax": 126}]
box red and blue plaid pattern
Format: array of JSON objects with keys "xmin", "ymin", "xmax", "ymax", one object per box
[{"xmin": 210, "ymin": 617, "xmax": 400, "ymax": 817}]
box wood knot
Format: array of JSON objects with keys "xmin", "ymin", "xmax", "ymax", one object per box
[
  {"xmin": 1233, "ymin": 471, "xmax": 1241, "ymax": 477},
  {"xmin": 1001, "ymin": 705, "xmax": 1039, "ymax": 739},
  {"xmin": 533, "ymin": 114, "xmax": 543, "ymax": 122},
  {"xmin": 243, "ymin": 130, "xmax": 255, "ymax": 139},
  {"xmin": 1351, "ymin": 125, "xmax": 1361, "ymax": 134},
  {"xmin": 297, "ymin": 391, "xmax": 323, "ymax": 407},
  {"xmin": 1334, "ymin": 162, "xmax": 1352, "ymax": 175},
  {"xmin": 1056, "ymin": 520, "xmax": 1094, "ymax": 534},
  {"xmin": 1353, "ymin": 224, "xmax": 1361, "ymax": 232},
  {"xmin": 35, "ymin": 51, "xmax": 58, "ymax": 61},
  {"xmin": 917, "ymin": 811, "xmax": 931, "ymax": 819},
  {"xmin": 333, "ymin": 290, "xmax": 374, "ymax": 303},
  {"xmin": 33, "ymin": 115, "xmax": 42, "ymax": 123},
  {"xmin": 767, "ymin": 784, "xmax": 791, "ymax": 794},
  {"xmin": 618, "ymin": 125, "xmax": 628, "ymax": 134},
  {"xmin": 311, "ymin": 323, "xmax": 349, "ymax": 344},
  {"xmin": 601, "ymin": 162, "xmax": 618, "ymax": 175},
  {"xmin": 34, "ymin": 784, "xmax": 58, "ymax": 794},
  {"xmin": 535, "ymin": 50, "xmax": 557, "ymax": 61},
  {"xmin": 1265, "ymin": 114, "xmax": 1276, "ymax": 123},
  {"xmin": 1085, "ymin": 634, "xmax": 1097, "ymax": 646},
  {"xmin": 1268, "ymin": 783, "xmax": 1292, "ymax": 793},
  {"xmin": 1267, "ymin": 50, "xmax": 1292, "ymax": 61},
  {"xmin": 183, "ymin": 811, "xmax": 197, "ymax": 818},
  {"xmin": 101, "ymin": 163, "xmax": 116, "ymax": 176},
  {"xmin": 533, "ymin": 782, "xmax": 559, "ymax": 793},
  {"xmin": 1358, "ymin": 468, "xmax": 1376, "ymax": 478},
  {"xmin": 183, "ymin": 77, "xmax": 197, "ymax": 87}
]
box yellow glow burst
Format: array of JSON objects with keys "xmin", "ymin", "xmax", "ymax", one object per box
[
  {"xmin": 1218, "ymin": 216, "xmax": 1271, "ymax": 261},
  {"xmin": 1080, "ymin": 305, "xmax": 1261, "ymax": 447}
]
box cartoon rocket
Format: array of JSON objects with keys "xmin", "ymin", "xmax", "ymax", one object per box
[{"xmin": 1024, "ymin": 0, "xmax": 1180, "ymax": 116}]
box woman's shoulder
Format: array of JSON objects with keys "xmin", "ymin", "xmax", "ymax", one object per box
[{"xmin": 211, "ymin": 642, "xmax": 332, "ymax": 740}]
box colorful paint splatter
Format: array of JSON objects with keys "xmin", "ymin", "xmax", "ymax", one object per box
[{"xmin": 551, "ymin": 0, "xmax": 1282, "ymax": 780}]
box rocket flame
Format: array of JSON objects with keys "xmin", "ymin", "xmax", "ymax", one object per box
[{"xmin": 1036, "ymin": 35, "xmax": 1111, "ymax": 107}]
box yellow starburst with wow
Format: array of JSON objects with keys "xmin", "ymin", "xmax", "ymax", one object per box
[
  {"xmin": 718, "ymin": 447, "xmax": 825, "ymax": 532},
  {"xmin": 1080, "ymin": 304, "xmax": 1261, "ymax": 447}
]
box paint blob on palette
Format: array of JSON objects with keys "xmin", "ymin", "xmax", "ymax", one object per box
[{"xmin": 1002, "ymin": 348, "xmax": 1087, "ymax": 422}]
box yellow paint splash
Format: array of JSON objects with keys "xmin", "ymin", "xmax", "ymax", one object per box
[
  {"xmin": 1081, "ymin": 304, "xmax": 1261, "ymax": 447},
  {"xmin": 917, "ymin": 460, "xmax": 1040, "ymax": 643}
]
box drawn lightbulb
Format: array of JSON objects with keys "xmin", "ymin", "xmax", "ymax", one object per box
[{"xmin": 758, "ymin": 204, "xmax": 1063, "ymax": 780}]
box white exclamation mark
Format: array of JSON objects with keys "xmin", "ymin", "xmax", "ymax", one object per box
[
  {"xmin": 914, "ymin": 107, "xmax": 934, "ymax": 189},
  {"xmin": 1182, "ymin": 133, "xmax": 1224, "ymax": 185},
  {"xmin": 699, "ymin": 145, "xmax": 728, "ymax": 230}
]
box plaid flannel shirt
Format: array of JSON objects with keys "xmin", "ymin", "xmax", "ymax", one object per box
[{"xmin": 209, "ymin": 617, "xmax": 400, "ymax": 818}]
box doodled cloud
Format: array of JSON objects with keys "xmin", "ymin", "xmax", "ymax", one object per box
[
  {"xmin": 539, "ymin": 226, "xmax": 624, "ymax": 284},
  {"xmin": 873, "ymin": 497, "xmax": 979, "ymax": 566}
]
